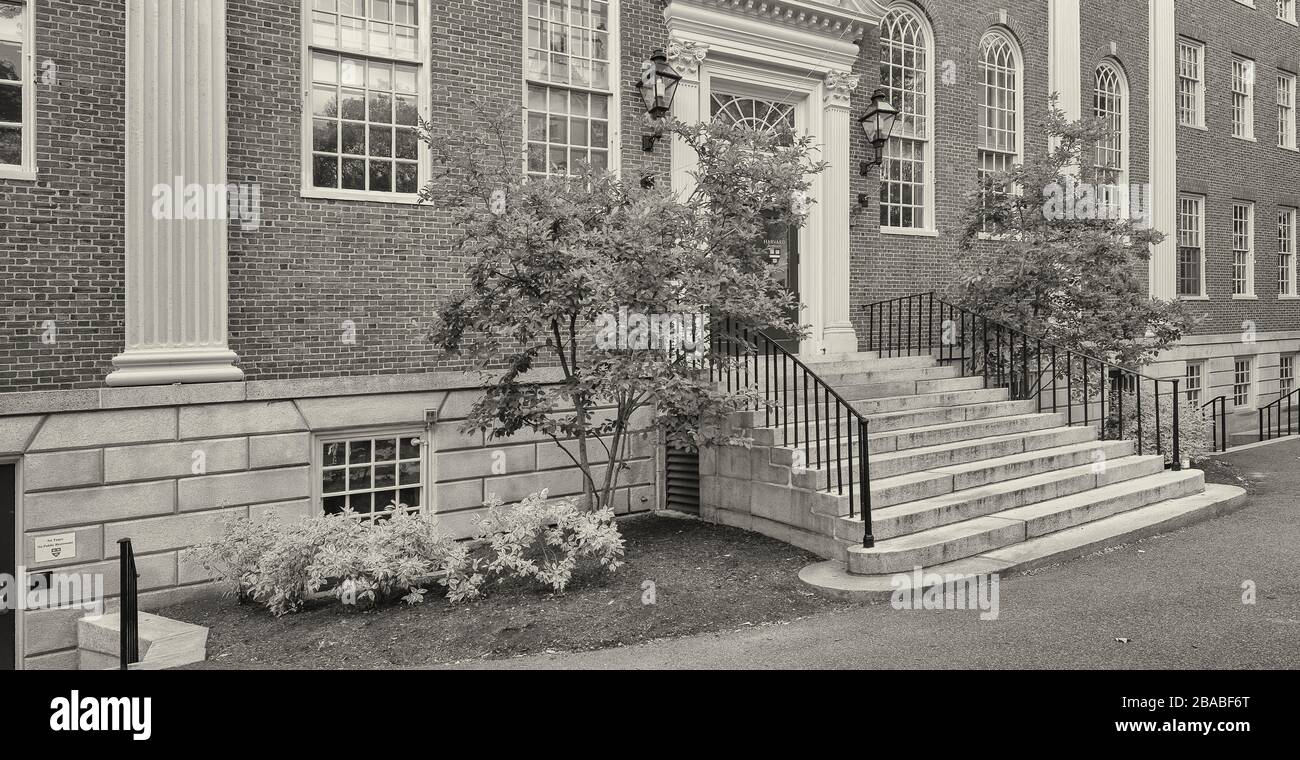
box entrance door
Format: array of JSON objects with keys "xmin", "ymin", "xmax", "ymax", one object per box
[
  {"xmin": 1, "ymin": 464, "xmax": 15, "ymax": 670},
  {"xmin": 712, "ymin": 93, "xmax": 801, "ymax": 354},
  {"xmin": 764, "ymin": 218, "xmax": 801, "ymax": 353}
]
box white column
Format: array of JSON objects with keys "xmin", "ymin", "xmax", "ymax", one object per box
[
  {"xmin": 1148, "ymin": 0, "xmax": 1178, "ymax": 300},
  {"xmin": 821, "ymin": 70, "xmax": 860, "ymax": 355},
  {"xmin": 108, "ymin": 0, "xmax": 243, "ymax": 387},
  {"xmin": 1049, "ymin": 0, "xmax": 1083, "ymax": 120},
  {"xmin": 667, "ymin": 37, "xmax": 708, "ymax": 198}
]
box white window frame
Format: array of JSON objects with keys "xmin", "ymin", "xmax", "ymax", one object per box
[
  {"xmin": 1177, "ymin": 39, "xmax": 1205, "ymax": 129},
  {"xmin": 976, "ymin": 28, "xmax": 1022, "ymax": 234},
  {"xmin": 1280, "ymin": 207, "xmax": 1298, "ymax": 298},
  {"xmin": 1279, "ymin": 72, "xmax": 1296, "ymax": 149},
  {"xmin": 878, "ymin": 1, "xmax": 936, "ymax": 236},
  {"xmin": 1185, "ymin": 361, "xmax": 1205, "ymax": 407},
  {"xmin": 1093, "ymin": 59, "xmax": 1129, "ymax": 220},
  {"xmin": 312, "ymin": 426, "xmax": 433, "ymax": 520},
  {"xmin": 1232, "ymin": 201, "xmax": 1256, "ymax": 298},
  {"xmin": 0, "ymin": 0, "xmax": 35, "ymax": 180},
  {"xmin": 1280, "ymin": 353, "xmax": 1297, "ymax": 397},
  {"xmin": 1233, "ymin": 357, "xmax": 1256, "ymax": 409},
  {"xmin": 1281, "ymin": 0, "xmax": 1298, "ymax": 24},
  {"xmin": 1232, "ymin": 56, "xmax": 1256, "ymax": 140},
  {"xmin": 1177, "ymin": 193, "xmax": 1207, "ymax": 298},
  {"xmin": 521, "ymin": 0, "xmax": 622, "ymax": 180},
  {"xmin": 298, "ymin": 0, "xmax": 432, "ymax": 204}
]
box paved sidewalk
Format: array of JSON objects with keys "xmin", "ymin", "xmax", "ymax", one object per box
[{"xmin": 445, "ymin": 439, "xmax": 1300, "ymax": 670}]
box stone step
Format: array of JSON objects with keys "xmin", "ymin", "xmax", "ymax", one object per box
[
  {"xmin": 793, "ymin": 353, "xmax": 937, "ymax": 377},
  {"xmin": 77, "ymin": 612, "xmax": 208, "ymax": 670},
  {"xmin": 800, "ymin": 484, "xmax": 1249, "ymax": 601},
  {"xmin": 748, "ymin": 399, "xmax": 1042, "ymax": 445},
  {"xmin": 845, "ymin": 468, "xmax": 1207, "ymax": 575},
  {"xmin": 867, "ymin": 399, "xmax": 1042, "ymax": 433},
  {"xmin": 751, "ymin": 374, "xmax": 984, "ymax": 405},
  {"xmin": 867, "ymin": 425, "xmax": 1100, "ymax": 479},
  {"xmin": 836, "ymin": 454, "xmax": 1171, "ymax": 543},
  {"xmin": 810, "ymin": 439, "xmax": 1136, "ymax": 512},
  {"xmin": 809, "ymin": 364, "xmax": 963, "ymax": 388},
  {"xmin": 849, "ymin": 387, "xmax": 1011, "ymax": 416}
]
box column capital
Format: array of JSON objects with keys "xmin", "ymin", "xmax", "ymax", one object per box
[
  {"xmin": 824, "ymin": 70, "xmax": 861, "ymax": 108},
  {"xmin": 666, "ymin": 36, "xmax": 709, "ymax": 78}
]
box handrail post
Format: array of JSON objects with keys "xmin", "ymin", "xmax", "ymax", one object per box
[
  {"xmin": 1172, "ymin": 380, "xmax": 1182, "ymax": 471},
  {"xmin": 860, "ymin": 417, "xmax": 874, "ymax": 549},
  {"xmin": 117, "ymin": 538, "xmax": 139, "ymax": 670}
]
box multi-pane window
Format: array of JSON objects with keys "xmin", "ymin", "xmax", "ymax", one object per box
[
  {"xmin": 1177, "ymin": 40, "xmax": 1204, "ymax": 127},
  {"xmin": 1234, "ymin": 358, "xmax": 1254, "ymax": 408},
  {"xmin": 1280, "ymin": 208, "xmax": 1297, "ymax": 296},
  {"xmin": 1281, "ymin": 0, "xmax": 1297, "ymax": 23},
  {"xmin": 1094, "ymin": 61, "xmax": 1127, "ymax": 217},
  {"xmin": 1178, "ymin": 194, "xmax": 1205, "ymax": 297},
  {"xmin": 1281, "ymin": 354, "xmax": 1297, "ymax": 397},
  {"xmin": 977, "ymin": 31, "xmax": 1020, "ymax": 177},
  {"xmin": 306, "ymin": 0, "xmax": 426, "ymax": 196},
  {"xmin": 1185, "ymin": 361, "xmax": 1205, "ymax": 407},
  {"xmin": 321, "ymin": 434, "xmax": 425, "ymax": 520},
  {"xmin": 1279, "ymin": 73, "xmax": 1296, "ymax": 148},
  {"xmin": 0, "ymin": 0, "xmax": 30, "ymax": 174},
  {"xmin": 525, "ymin": 0, "xmax": 616, "ymax": 179},
  {"xmin": 1232, "ymin": 57, "xmax": 1255, "ymax": 139},
  {"xmin": 1233, "ymin": 202, "xmax": 1255, "ymax": 296},
  {"xmin": 879, "ymin": 6, "xmax": 933, "ymax": 231}
]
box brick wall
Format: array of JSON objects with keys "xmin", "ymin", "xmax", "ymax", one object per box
[
  {"xmin": 0, "ymin": 0, "xmax": 126, "ymax": 393},
  {"xmin": 847, "ymin": 0, "xmax": 1055, "ymax": 342},
  {"xmin": 1177, "ymin": 0, "xmax": 1300, "ymax": 337}
]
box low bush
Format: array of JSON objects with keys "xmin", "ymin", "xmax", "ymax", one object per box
[{"xmin": 198, "ymin": 491, "xmax": 624, "ymax": 616}]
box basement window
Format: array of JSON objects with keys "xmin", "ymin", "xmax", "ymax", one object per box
[{"xmin": 318, "ymin": 431, "xmax": 426, "ymax": 520}]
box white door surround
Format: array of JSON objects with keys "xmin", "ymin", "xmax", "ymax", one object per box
[{"xmin": 664, "ymin": 0, "xmax": 887, "ymax": 357}]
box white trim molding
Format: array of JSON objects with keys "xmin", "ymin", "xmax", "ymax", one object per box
[
  {"xmin": 1049, "ymin": 0, "xmax": 1082, "ymax": 120},
  {"xmin": 1149, "ymin": 0, "xmax": 1178, "ymax": 300},
  {"xmin": 108, "ymin": 0, "xmax": 243, "ymax": 387},
  {"xmin": 664, "ymin": 0, "xmax": 885, "ymax": 356},
  {"xmin": 0, "ymin": 0, "xmax": 36, "ymax": 181}
]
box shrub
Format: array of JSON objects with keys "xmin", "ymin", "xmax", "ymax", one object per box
[
  {"xmin": 198, "ymin": 492, "xmax": 624, "ymax": 615},
  {"xmin": 1111, "ymin": 389, "xmax": 1210, "ymax": 467},
  {"xmin": 476, "ymin": 490, "xmax": 626, "ymax": 594}
]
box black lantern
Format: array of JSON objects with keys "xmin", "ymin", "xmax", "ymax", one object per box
[
  {"xmin": 638, "ymin": 49, "xmax": 682, "ymax": 151},
  {"xmin": 858, "ymin": 89, "xmax": 900, "ymax": 175}
]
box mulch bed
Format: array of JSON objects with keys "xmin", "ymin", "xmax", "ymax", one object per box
[{"xmin": 162, "ymin": 513, "xmax": 848, "ymax": 669}]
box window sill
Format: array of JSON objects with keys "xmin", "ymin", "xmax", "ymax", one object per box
[
  {"xmin": 1179, "ymin": 122, "xmax": 1208, "ymax": 132},
  {"xmin": 301, "ymin": 187, "xmax": 425, "ymax": 205},
  {"xmin": 1279, "ymin": 295, "xmax": 1300, "ymax": 300},
  {"xmin": 1281, "ymin": 144, "xmax": 1300, "ymax": 153},
  {"xmin": 881, "ymin": 226, "xmax": 940, "ymax": 238},
  {"xmin": 1232, "ymin": 294, "xmax": 1259, "ymax": 300},
  {"xmin": 0, "ymin": 166, "xmax": 37, "ymax": 182},
  {"xmin": 1179, "ymin": 295, "xmax": 1210, "ymax": 301},
  {"xmin": 1232, "ymin": 134, "xmax": 1257, "ymax": 143}
]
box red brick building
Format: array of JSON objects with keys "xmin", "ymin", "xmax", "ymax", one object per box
[{"xmin": 0, "ymin": 0, "xmax": 1294, "ymax": 668}]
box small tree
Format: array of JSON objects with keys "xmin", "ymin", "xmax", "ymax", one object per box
[
  {"xmin": 955, "ymin": 100, "xmax": 1188, "ymax": 368},
  {"xmin": 423, "ymin": 101, "xmax": 823, "ymax": 511}
]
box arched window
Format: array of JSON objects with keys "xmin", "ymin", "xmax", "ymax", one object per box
[
  {"xmin": 878, "ymin": 4, "xmax": 933, "ymax": 231},
  {"xmin": 977, "ymin": 30, "xmax": 1021, "ymax": 178},
  {"xmin": 1093, "ymin": 60, "xmax": 1128, "ymax": 186}
]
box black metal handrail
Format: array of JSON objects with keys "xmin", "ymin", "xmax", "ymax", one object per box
[
  {"xmin": 1259, "ymin": 387, "xmax": 1299, "ymax": 441},
  {"xmin": 117, "ymin": 538, "xmax": 140, "ymax": 670},
  {"xmin": 1201, "ymin": 396, "xmax": 1228, "ymax": 453},
  {"xmin": 711, "ymin": 317, "xmax": 877, "ymax": 547},
  {"xmin": 863, "ymin": 292, "xmax": 1183, "ymax": 469}
]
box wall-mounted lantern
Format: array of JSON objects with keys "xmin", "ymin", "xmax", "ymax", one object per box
[
  {"xmin": 858, "ymin": 89, "xmax": 900, "ymax": 175},
  {"xmin": 637, "ymin": 49, "xmax": 682, "ymax": 152}
]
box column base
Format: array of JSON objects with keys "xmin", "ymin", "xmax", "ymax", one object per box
[
  {"xmin": 107, "ymin": 348, "xmax": 244, "ymax": 387},
  {"xmin": 820, "ymin": 324, "xmax": 860, "ymax": 356}
]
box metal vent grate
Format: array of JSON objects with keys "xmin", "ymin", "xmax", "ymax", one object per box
[{"xmin": 664, "ymin": 447, "xmax": 701, "ymax": 514}]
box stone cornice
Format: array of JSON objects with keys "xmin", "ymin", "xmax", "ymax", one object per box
[{"xmin": 666, "ymin": 0, "xmax": 886, "ymax": 41}]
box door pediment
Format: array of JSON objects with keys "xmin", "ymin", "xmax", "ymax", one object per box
[{"xmin": 664, "ymin": 0, "xmax": 886, "ymax": 74}]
